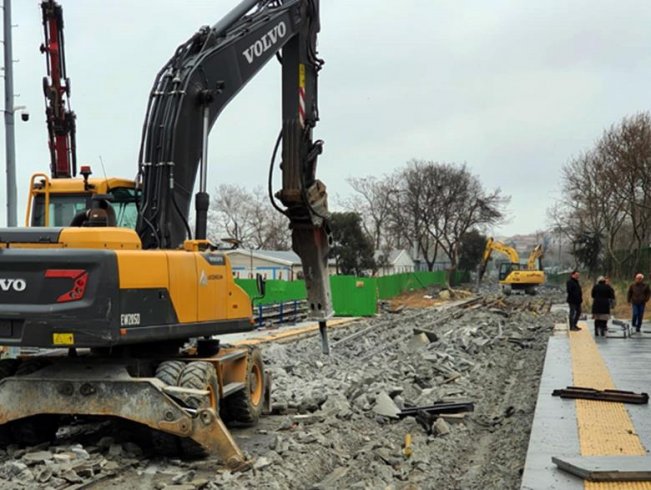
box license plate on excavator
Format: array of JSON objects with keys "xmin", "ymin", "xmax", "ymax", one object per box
[{"xmin": 52, "ymin": 333, "xmax": 74, "ymax": 345}]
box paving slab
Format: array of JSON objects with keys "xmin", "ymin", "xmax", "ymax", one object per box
[
  {"xmin": 521, "ymin": 335, "xmax": 583, "ymax": 490},
  {"xmin": 522, "ymin": 317, "xmax": 651, "ymax": 489},
  {"xmin": 596, "ymin": 320, "xmax": 651, "ymax": 454},
  {"xmin": 552, "ymin": 455, "xmax": 651, "ymax": 481}
]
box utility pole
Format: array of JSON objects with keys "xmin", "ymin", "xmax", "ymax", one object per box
[{"xmin": 3, "ymin": 0, "xmax": 17, "ymax": 226}]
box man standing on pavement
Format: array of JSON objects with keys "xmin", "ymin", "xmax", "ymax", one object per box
[
  {"xmin": 627, "ymin": 273, "xmax": 650, "ymax": 333},
  {"xmin": 567, "ymin": 270, "xmax": 582, "ymax": 331}
]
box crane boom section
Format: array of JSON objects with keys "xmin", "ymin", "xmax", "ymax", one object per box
[{"xmin": 40, "ymin": 0, "xmax": 77, "ymax": 178}]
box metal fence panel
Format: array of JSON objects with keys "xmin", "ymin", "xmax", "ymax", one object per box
[
  {"xmin": 330, "ymin": 276, "xmax": 378, "ymax": 316},
  {"xmin": 236, "ymin": 270, "xmax": 468, "ymax": 318}
]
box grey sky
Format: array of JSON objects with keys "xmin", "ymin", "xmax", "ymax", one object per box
[{"xmin": 3, "ymin": 0, "xmax": 651, "ymax": 235}]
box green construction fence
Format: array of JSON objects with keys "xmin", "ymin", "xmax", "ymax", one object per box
[
  {"xmin": 236, "ymin": 269, "xmax": 469, "ymax": 317},
  {"xmin": 376, "ymin": 271, "xmax": 445, "ymax": 299},
  {"xmin": 329, "ymin": 275, "xmax": 378, "ymax": 316},
  {"xmin": 236, "ymin": 278, "xmax": 306, "ymax": 305}
]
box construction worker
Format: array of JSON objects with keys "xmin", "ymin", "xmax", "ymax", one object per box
[{"xmin": 627, "ymin": 273, "xmax": 650, "ymax": 333}]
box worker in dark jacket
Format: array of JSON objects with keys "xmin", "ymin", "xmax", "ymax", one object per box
[
  {"xmin": 566, "ymin": 270, "xmax": 582, "ymax": 331},
  {"xmin": 627, "ymin": 273, "xmax": 651, "ymax": 333},
  {"xmin": 592, "ymin": 276, "xmax": 614, "ymax": 337}
]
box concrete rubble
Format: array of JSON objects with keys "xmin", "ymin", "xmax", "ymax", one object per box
[{"xmin": 0, "ymin": 287, "xmax": 566, "ymax": 489}]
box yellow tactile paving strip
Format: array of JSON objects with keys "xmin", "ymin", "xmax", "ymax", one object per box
[{"xmin": 569, "ymin": 324, "xmax": 651, "ymax": 489}]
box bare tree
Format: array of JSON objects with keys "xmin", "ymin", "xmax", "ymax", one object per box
[
  {"xmin": 599, "ymin": 113, "xmax": 651, "ymax": 273},
  {"xmin": 551, "ymin": 112, "xmax": 651, "ymax": 277},
  {"xmin": 208, "ymin": 185, "xmax": 290, "ymax": 250},
  {"xmin": 381, "ymin": 160, "xmax": 508, "ymax": 275},
  {"xmin": 346, "ymin": 175, "xmax": 397, "ymax": 250},
  {"xmin": 385, "ymin": 162, "xmax": 440, "ymax": 271},
  {"xmin": 425, "ymin": 163, "xmax": 508, "ymax": 282},
  {"xmin": 209, "ymin": 184, "xmax": 254, "ymax": 245}
]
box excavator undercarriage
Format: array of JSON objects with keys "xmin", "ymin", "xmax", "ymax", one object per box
[{"xmin": 0, "ymin": 344, "xmax": 269, "ymax": 469}]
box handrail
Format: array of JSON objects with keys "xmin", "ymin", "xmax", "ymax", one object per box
[{"xmin": 25, "ymin": 173, "xmax": 51, "ymax": 226}]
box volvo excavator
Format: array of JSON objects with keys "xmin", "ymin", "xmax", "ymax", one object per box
[
  {"xmin": 477, "ymin": 238, "xmax": 545, "ymax": 295},
  {"xmin": 0, "ymin": 0, "xmax": 331, "ymax": 468}
]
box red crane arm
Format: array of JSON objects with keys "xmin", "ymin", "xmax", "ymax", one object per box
[{"xmin": 40, "ymin": 0, "xmax": 76, "ymax": 178}]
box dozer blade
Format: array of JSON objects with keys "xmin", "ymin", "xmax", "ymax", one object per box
[{"xmin": 0, "ymin": 360, "xmax": 248, "ymax": 470}]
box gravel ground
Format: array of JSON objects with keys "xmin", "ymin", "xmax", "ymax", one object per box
[{"xmin": 0, "ymin": 288, "xmax": 566, "ymax": 489}]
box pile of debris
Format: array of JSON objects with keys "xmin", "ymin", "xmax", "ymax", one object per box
[
  {"xmin": 215, "ymin": 290, "xmax": 566, "ymax": 489},
  {"xmin": 0, "ymin": 289, "xmax": 566, "ymax": 489}
]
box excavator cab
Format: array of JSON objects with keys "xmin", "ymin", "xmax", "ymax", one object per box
[
  {"xmin": 498, "ymin": 262, "xmax": 521, "ymax": 281},
  {"xmin": 26, "ymin": 172, "xmax": 139, "ymax": 228}
]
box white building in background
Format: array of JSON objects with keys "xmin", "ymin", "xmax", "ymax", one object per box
[
  {"xmin": 374, "ymin": 249, "xmax": 415, "ymax": 276},
  {"xmin": 225, "ymin": 250, "xmax": 303, "ymax": 281},
  {"xmin": 226, "ymin": 248, "xmax": 418, "ymax": 280}
]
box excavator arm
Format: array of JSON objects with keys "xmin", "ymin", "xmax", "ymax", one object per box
[
  {"xmin": 136, "ymin": 0, "xmax": 332, "ymax": 327},
  {"xmin": 527, "ymin": 244, "xmax": 544, "ymax": 270},
  {"xmin": 477, "ymin": 237, "xmax": 520, "ymax": 280}
]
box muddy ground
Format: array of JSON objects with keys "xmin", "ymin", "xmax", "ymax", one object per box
[{"xmin": 0, "ymin": 289, "xmax": 566, "ymax": 490}]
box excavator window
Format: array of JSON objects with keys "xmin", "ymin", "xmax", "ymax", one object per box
[
  {"xmin": 31, "ymin": 193, "xmax": 87, "ymax": 226},
  {"xmin": 498, "ymin": 262, "xmax": 521, "ymax": 280},
  {"xmin": 110, "ymin": 187, "xmax": 139, "ymax": 228},
  {"xmin": 31, "ymin": 187, "xmax": 140, "ymax": 228}
]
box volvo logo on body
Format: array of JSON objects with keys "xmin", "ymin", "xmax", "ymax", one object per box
[
  {"xmin": 242, "ymin": 21, "xmax": 287, "ymax": 64},
  {"xmin": 0, "ymin": 278, "xmax": 26, "ymax": 292}
]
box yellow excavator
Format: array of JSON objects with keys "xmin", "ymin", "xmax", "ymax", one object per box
[
  {"xmin": 0, "ymin": 0, "xmax": 331, "ymax": 469},
  {"xmin": 477, "ymin": 238, "xmax": 545, "ymax": 295}
]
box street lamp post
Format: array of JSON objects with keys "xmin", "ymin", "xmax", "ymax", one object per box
[{"xmin": 3, "ymin": 0, "xmax": 16, "ymax": 226}]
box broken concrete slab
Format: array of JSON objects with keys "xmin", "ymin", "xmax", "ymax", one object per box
[
  {"xmin": 33, "ymin": 466, "xmax": 53, "ymax": 484},
  {"xmin": 407, "ymin": 333, "xmax": 431, "ymax": 351},
  {"xmin": 433, "ymin": 418, "xmax": 451, "ymax": 436},
  {"xmin": 413, "ymin": 328, "xmax": 439, "ymax": 343},
  {"xmin": 440, "ymin": 413, "xmax": 467, "ymax": 424},
  {"xmin": 292, "ymin": 413, "xmax": 325, "ymax": 425},
  {"xmin": 21, "ymin": 450, "xmax": 54, "ymax": 465},
  {"xmin": 253, "ymin": 457, "xmax": 273, "ymax": 470},
  {"xmin": 313, "ymin": 466, "xmax": 349, "ymax": 489},
  {"xmin": 552, "ymin": 455, "xmax": 651, "ymax": 481},
  {"xmin": 373, "ymin": 392, "xmax": 401, "ymax": 419},
  {"xmin": 171, "ymin": 470, "xmax": 196, "ymax": 484}
]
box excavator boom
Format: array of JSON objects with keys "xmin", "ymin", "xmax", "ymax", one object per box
[
  {"xmin": 137, "ymin": 0, "xmax": 332, "ymax": 322},
  {"xmin": 478, "ymin": 237, "xmax": 520, "ymax": 280}
]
